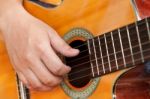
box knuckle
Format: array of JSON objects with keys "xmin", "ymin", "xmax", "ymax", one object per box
[
  {"xmin": 37, "ymin": 46, "xmax": 47, "ymax": 58},
  {"xmin": 23, "ymin": 52, "xmax": 32, "ymax": 62},
  {"xmin": 41, "ymin": 51, "xmax": 48, "ymax": 59},
  {"xmin": 43, "ymin": 79, "xmax": 53, "ymax": 86},
  {"xmin": 50, "ymin": 81, "xmax": 60, "ymax": 87},
  {"xmin": 52, "ymin": 63, "xmax": 64, "ymax": 75},
  {"xmin": 43, "ymin": 78, "xmax": 61, "ymax": 87},
  {"xmin": 36, "ymin": 42, "xmax": 45, "ymax": 52},
  {"xmin": 22, "ymin": 56, "xmax": 35, "ymax": 68},
  {"xmin": 32, "ymin": 83, "xmax": 43, "ymax": 89}
]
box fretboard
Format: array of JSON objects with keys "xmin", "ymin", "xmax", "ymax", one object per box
[{"xmin": 87, "ymin": 17, "xmax": 150, "ymax": 78}]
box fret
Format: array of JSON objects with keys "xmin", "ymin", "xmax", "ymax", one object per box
[
  {"xmin": 137, "ymin": 18, "xmax": 150, "ymax": 61},
  {"xmin": 111, "ymin": 32, "xmax": 119, "ymax": 70},
  {"xmin": 88, "ymin": 39, "xmax": 99, "ymax": 77},
  {"xmin": 145, "ymin": 18, "xmax": 150, "ymax": 61},
  {"xmin": 94, "ymin": 37, "xmax": 104, "ymax": 75},
  {"xmin": 135, "ymin": 22, "xmax": 144, "ymax": 62},
  {"xmin": 64, "ymin": 17, "xmax": 150, "ymax": 81},
  {"xmin": 120, "ymin": 27, "xmax": 133, "ymax": 67},
  {"xmin": 104, "ymin": 34, "xmax": 111, "ymax": 72},
  {"xmin": 126, "ymin": 26, "xmax": 135, "ymax": 65},
  {"xmin": 105, "ymin": 33, "xmax": 117, "ymax": 72},
  {"xmin": 118, "ymin": 28, "xmax": 126, "ymax": 67},
  {"xmin": 113, "ymin": 30, "xmax": 125, "ymax": 69},
  {"xmin": 146, "ymin": 17, "xmax": 150, "ymax": 61},
  {"xmin": 92, "ymin": 38, "xmax": 100, "ymax": 75},
  {"xmin": 98, "ymin": 36, "xmax": 106, "ymax": 74},
  {"xmin": 65, "ymin": 41, "xmax": 92, "ymax": 80},
  {"xmin": 128, "ymin": 23, "xmax": 142, "ymax": 64},
  {"xmin": 87, "ymin": 39, "xmax": 95, "ymax": 77},
  {"xmin": 99, "ymin": 34, "xmax": 112, "ymax": 73},
  {"xmin": 146, "ymin": 18, "xmax": 150, "ymax": 40}
]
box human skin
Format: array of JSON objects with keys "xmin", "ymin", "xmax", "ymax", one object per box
[{"xmin": 0, "ymin": 0, "xmax": 79, "ymax": 91}]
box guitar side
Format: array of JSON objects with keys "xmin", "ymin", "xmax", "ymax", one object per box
[
  {"xmin": 0, "ymin": 0, "xmax": 145, "ymax": 99},
  {"xmin": 0, "ymin": 39, "xmax": 18, "ymax": 99},
  {"xmin": 23, "ymin": 0, "xmax": 137, "ymax": 99}
]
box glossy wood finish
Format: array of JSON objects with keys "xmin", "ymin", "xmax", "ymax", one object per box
[
  {"xmin": 0, "ymin": 39, "xmax": 19, "ymax": 99},
  {"xmin": 135, "ymin": 0, "xmax": 150, "ymax": 19},
  {"xmin": 23, "ymin": 0, "xmax": 137, "ymax": 99},
  {"xmin": 115, "ymin": 64, "xmax": 150, "ymax": 99},
  {"xmin": 24, "ymin": 0, "xmax": 136, "ymax": 36},
  {"xmin": 0, "ymin": 0, "xmax": 140, "ymax": 99}
]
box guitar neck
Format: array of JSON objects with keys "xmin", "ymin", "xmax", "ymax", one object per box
[{"xmin": 87, "ymin": 17, "xmax": 150, "ymax": 78}]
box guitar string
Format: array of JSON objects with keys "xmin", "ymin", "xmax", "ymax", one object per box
[
  {"xmin": 11, "ymin": 34, "xmax": 150, "ymax": 96},
  {"xmin": 67, "ymin": 32, "xmax": 148, "ymax": 64},
  {"xmin": 16, "ymin": 40, "xmax": 150, "ymax": 97},
  {"xmin": 16, "ymin": 41, "xmax": 150, "ymax": 96},
  {"xmin": 72, "ymin": 27, "xmax": 148, "ymax": 61},
  {"xmin": 16, "ymin": 18, "xmax": 150, "ymax": 95},
  {"xmin": 73, "ymin": 18, "xmax": 149, "ymax": 49},
  {"xmin": 68, "ymin": 55, "xmax": 150, "ymax": 82},
  {"xmin": 69, "ymin": 41, "xmax": 149, "ymax": 70},
  {"xmin": 19, "ymin": 47, "xmax": 150, "ymax": 86},
  {"xmin": 16, "ymin": 53, "xmax": 150, "ymax": 96},
  {"xmin": 73, "ymin": 27, "xmax": 148, "ymax": 58},
  {"xmin": 68, "ymin": 47, "xmax": 150, "ymax": 76},
  {"xmin": 74, "ymin": 25, "xmax": 148, "ymax": 53},
  {"xmin": 68, "ymin": 40, "xmax": 150, "ymax": 69}
]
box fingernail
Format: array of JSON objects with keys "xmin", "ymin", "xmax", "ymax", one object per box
[
  {"xmin": 71, "ymin": 48, "xmax": 80, "ymax": 54},
  {"xmin": 66, "ymin": 65, "xmax": 71, "ymax": 72}
]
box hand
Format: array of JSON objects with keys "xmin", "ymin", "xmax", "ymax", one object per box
[{"xmin": 0, "ymin": 3, "xmax": 79, "ymax": 91}]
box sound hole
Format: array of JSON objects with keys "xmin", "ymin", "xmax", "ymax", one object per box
[{"xmin": 65, "ymin": 40, "xmax": 91, "ymax": 88}]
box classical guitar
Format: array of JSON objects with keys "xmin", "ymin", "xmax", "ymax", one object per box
[{"xmin": 0, "ymin": 0, "xmax": 150, "ymax": 99}]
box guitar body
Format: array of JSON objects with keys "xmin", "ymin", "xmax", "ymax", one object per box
[
  {"xmin": 0, "ymin": 0, "xmax": 150, "ymax": 99},
  {"xmin": 115, "ymin": 64, "xmax": 150, "ymax": 99}
]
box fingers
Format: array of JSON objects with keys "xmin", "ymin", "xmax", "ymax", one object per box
[
  {"xmin": 15, "ymin": 52, "xmax": 63, "ymax": 91},
  {"xmin": 17, "ymin": 62, "xmax": 62, "ymax": 91},
  {"xmin": 14, "ymin": 37, "xmax": 72, "ymax": 91},
  {"xmin": 28, "ymin": 56, "xmax": 63, "ymax": 87},
  {"xmin": 3, "ymin": 10, "xmax": 80, "ymax": 92},
  {"xmin": 17, "ymin": 72, "xmax": 28, "ymax": 86},
  {"xmin": 39, "ymin": 41, "xmax": 71, "ymax": 76},
  {"xmin": 48, "ymin": 29, "xmax": 79, "ymax": 57},
  {"xmin": 21, "ymin": 68, "xmax": 53, "ymax": 91}
]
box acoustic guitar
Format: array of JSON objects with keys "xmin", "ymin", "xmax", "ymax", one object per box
[{"xmin": 0, "ymin": 0, "xmax": 150, "ymax": 99}]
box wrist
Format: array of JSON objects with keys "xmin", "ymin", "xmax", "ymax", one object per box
[
  {"xmin": 0, "ymin": 1, "xmax": 26, "ymax": 36},
  {"xmin": 0, "ymin": 0, "xmax": 22, "ymax": 15}
]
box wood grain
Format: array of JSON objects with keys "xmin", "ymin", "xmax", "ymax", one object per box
[{"xmin": 0, "ymin": 0, "xmax": 138, "ymax": 98}]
